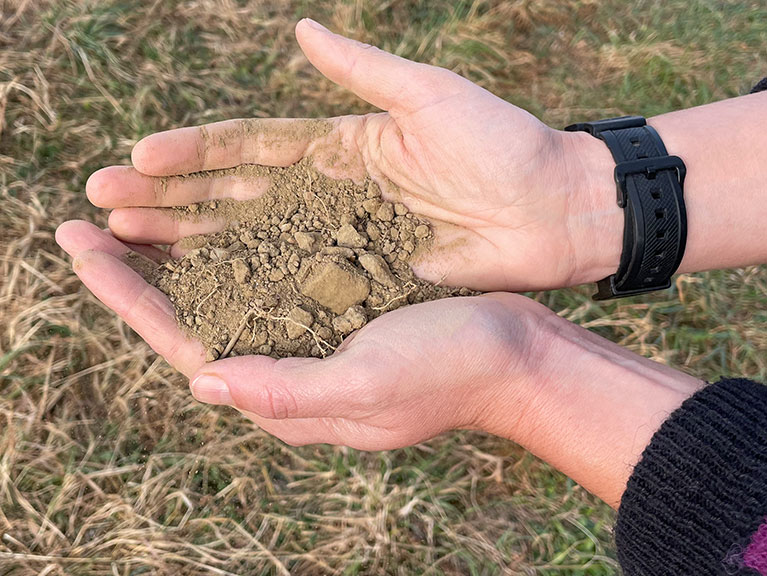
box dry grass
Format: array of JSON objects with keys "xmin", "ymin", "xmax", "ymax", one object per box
[{"xmin": 1, "ymin": 1, "xmax": 765, "ymax": 574}]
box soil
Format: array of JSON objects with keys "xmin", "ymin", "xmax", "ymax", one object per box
[{"xmin": 132, "ymin": 160, "xmax": 473, "ymax": 360}]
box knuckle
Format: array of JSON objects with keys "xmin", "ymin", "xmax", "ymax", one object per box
[
  {"xmin": 344, "ymin": 42, "xmax": 378, "ymax": 79},
  {"xmin": 258, "ymin": 381, "xmax": 299, "ymax": 420},
  {"xmin": 419, "ymin": 65, "xmax": 466, "ymax": 97},
  {"xmin": 161, "ymin": 333, "xmax": 184, "ymax": 368},
  {"xmin": 344, "ymin": 357, "xmax": 382, "ymax": 411}
]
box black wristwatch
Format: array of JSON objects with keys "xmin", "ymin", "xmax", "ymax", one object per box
[{"xmin": 565, "ymin": 116, "xmax": 687, "ymax": 300}]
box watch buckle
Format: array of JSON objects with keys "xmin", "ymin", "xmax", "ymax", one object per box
[
  {"xmin": 593, "ymin": 275, "xmax": 672, "ymax": 301},
  {"xmin": 564, "ymin": 115, "xmax": 646, "ymax": 135},
  {"xmin": 613, "ymin": 155, "xmax": 686, "ymax": 207}
]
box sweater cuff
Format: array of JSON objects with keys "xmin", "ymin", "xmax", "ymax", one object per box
[
  {"xmin": 751, "ymin": 77, "xmax": 767, "ymax": 93},
  {"xmin": 615, "ymin": 378, "xmax": 767, "ymax": 576}
]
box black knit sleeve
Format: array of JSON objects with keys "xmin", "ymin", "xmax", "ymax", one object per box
[
  {"xmin": 751, "ymin": 78, "xmax": 767, "ymax": 93},
  {"xmin": 615, "ymin": 378, "xmax": 767, "ymax": 575}
]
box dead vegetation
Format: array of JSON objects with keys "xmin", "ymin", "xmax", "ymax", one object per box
[{"xmin": 1, "ymin": 0, "xmax": 765, "ymax": 574}]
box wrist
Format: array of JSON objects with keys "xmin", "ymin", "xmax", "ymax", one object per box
[
  {"xmin": 556, "ymin": 129, "xmax": 624, "ymax": 286},
  {"xmin": 481, "ymin": 298, "xmax": 703, "ymax": 507}
]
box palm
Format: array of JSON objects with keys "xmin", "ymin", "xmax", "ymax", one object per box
[
  {"xmin": 229, "ymin": 293, "xmax": 526, "ymax": 450},
  {"xmin": 355, "ymin": 93, "xmax": 571, "ymax": 288}
]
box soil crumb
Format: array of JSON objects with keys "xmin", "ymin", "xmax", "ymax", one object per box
[{"xmin": 137, "ymin": 160, "xmax": 474, "ymax": 360}]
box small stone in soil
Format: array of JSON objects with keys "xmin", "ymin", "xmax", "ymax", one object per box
[
  {"xmin": 232, "ymin": 259, "xmax": 250, "ymax": 284},
  {"xmin": 300, "ymin": 260, "xmax": 370, "ymax": 314},
  {"xmin": 294, "ymin": 231, "xmax": 322, "ymax": 253},
  {"xmin": 335, "ymin": 224, "xmax": 368, "ymax": 249},
  {"xmin": 414, "ymin": 225, "xmax": 430, "ymax": 239},
  {"xmin": 358, "ymin": 252, "xmax": 397, "ymax": 287},
  {"xmin": 286, "ymin": 306, "xmax": 314, "ymax": 339},
  {"xmin": 331, "ymin": 305, "xmax": 368, "ymax": 335},
  {"xmin": 375, "ymin": 202, "xmax": 394, "ymax": 222}
]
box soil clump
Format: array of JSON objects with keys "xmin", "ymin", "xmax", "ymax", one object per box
[{"xmin": 133, "ymin": 161, "xmax": 473, "ymax": 360}]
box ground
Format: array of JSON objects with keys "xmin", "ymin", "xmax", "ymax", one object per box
[{"xmin": 1, "ymin": 1, "xmax": 765, "ymax": 574}]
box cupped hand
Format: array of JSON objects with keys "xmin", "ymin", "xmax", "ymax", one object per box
[
  {"xmin": 84, "ymin": 19, "xmax": 616, "ymax": 292},
  {"xmin": 55, "ymin": 220, "xmax": 546, "ymax": 450},
  {"xmin": 56, "ymin": 221, "xmax": 703, "ymax": 506}
]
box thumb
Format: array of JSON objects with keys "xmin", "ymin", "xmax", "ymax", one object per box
[
  {"xmin": 189, "ymin": 351, "xmax": 382, "ymax": 420},
  {"xmin": 295, "ymin": 18, "xmax": 466, "ymax": 116}
]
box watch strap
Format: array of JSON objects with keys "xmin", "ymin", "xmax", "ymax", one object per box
[{"xmin": 565, "ymin": 116, "xmax": 687, "ymax": 300}]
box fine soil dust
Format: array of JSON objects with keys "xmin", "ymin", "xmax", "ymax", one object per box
[{"xmin": 132, "ymin": 160, "xmax": 473, "ymax": 361}]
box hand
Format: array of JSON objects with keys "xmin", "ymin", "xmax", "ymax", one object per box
[
  {"xmin": 54, "ymin": 220, "xmax": 546, "ymax": 450},
  {"xmin": 56, "ymin": 221, "xmax": 702, "ymax": 507},
  {"xmin": 84, "ymin": 18, "xmax": 618, "ymax": 292},
  {"xmin": 187, "ymin": 292, "xmax": 547, "ymax": 451}
]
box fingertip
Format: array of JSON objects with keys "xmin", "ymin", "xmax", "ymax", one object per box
[
  {"xmin": 56, "ymin": 220, "xmax": 99, "ymax": 257},
  {"xmin": 293, "ymin": 20, "xmax": 429, "ymax": 114},
  {"xmin": 131, "ymin": 135, "xmax": 156, "ymax": 174},
  {"xmin": 86, "ymin": 166, "xmax": 128, "ymax": 208},
  {"xmin": 107, "ymin": 208, "xmax": 130, "ymax": 236},
  {"xmin": 55, "ymin": 219, "xmax": 81, "ymax": 251},
  {"xmin": 169, "ymin": 242, "xmax": 189, "ymax": 259},
  {"xmin": 85, "ymin": 167, "xmax": 107, "ymax": 206},
  {"xmin": 192, "ymin": 355, "xmax": 277, "ymax": 409},
  {"xmin": 294, "ymin": 18, "xmax": 345, "ymax": 70},
  {"xmin": 295, "ymin": 18, "xmax": 330, "ymax": 41},
  {"xmin": 189, "ymin": 373, "xmax": 233, "ymax": 405},
  {"xmin": 132, "ymin": 127, "xmax": 206, "ymax": 177}
]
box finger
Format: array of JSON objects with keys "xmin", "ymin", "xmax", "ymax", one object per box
[
  {"xmin": 57, "ymin": 219, "xmax": 133, "ymax": 259},
  {"xmin": 249, "ymin": 414, "xmax": 406, "ymax": 450},
  {"xmin": 122, "ymin": 240, "xmax": 170, "ymax": 263},
  {"xmin": 131, "ymin": 118, "xmax": 336, "ymax": 177},
  {"xmin": 86, "ymin": 166, "xmax": 271, "ymax": 208},
  {"xmin": 295, "ymin": 19, "xmax": 466, "ymax": 116},
  {"xmin": 169, "ymin": 237, "xmax": 211, "ymax": 259},
  {"xmin": 169, "ymin": 240, "xmax": 193, "ymax": 259},
  {"xmin": 238, "ymin": 412, "xmax": 339, "ymax": 447},
  {"xmin": 240, "ymin": 412, "xmax": 399, "ymax": 450},
  {"xmin": 56, "ymin": 219, "xmax": 165, "ymax": 260},
  {"xmin": 108, "ymin": 208, "xmax": 226, "ymax": 245},
  {"xmin": 72, "ymin": 249, "xmax": 206, "ymax": 377},
  {"xmin": 189, "ymin": 352, "xmax": 381, "ymax": 420}
]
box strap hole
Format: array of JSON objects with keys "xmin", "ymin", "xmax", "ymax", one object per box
[
  {"xmin": 644, "ymin": 277, "xmax": 655, "ymax": 284},
  {"xmin": 650, "ymin": 266, "xmax": 660, "ymax": 274},
  {"xmin": 637, "ymin": 152, "xmax": 648, "ymax": 159},
  {"xmin": 631, "ymin": 138, "xmax": 641, "ymax": 147},
  {"xmin": 656, "ymin": 230, "xmax": 666, "ymax": 239},
  {"xmin": 655, "ymin": 209, "xmax": 666, "ymax": 219},
  {"xmin": 651, "ymin": 189, "xmax": 661, "ymax": 199},
  {"xmin": 655, "ymin": 250, "xmax": 665, "ymax": 259}
]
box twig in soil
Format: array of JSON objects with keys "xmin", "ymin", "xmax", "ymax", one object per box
[
  {"xmin": 221, "ymin": 310, "xmax": 255, "ymax": 359},
  {"xmin": 267, "ymin": 313, "xmax": 337, "ymax": 357},
  {"xmin": 195, "ymin": 283, "xmax": 221, "ymax": 315}
]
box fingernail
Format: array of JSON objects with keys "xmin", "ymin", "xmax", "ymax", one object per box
[
  {"xmin": 302, "ymin": 18, "xmax": 328, "ymax": 32},
  {"xmin": 191, "ymin": 374, "xmax": 233, "ymax": 405}
]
